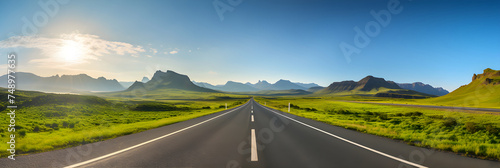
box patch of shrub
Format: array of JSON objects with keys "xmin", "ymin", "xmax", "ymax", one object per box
[
  {"xmin": 405, "ymin": 111, "xmax": 423, "ymax": 117},
  {"xmin": 62, "ymin": 121, "xmax": 69, "ymax": 128},
  {"xmin": 428, "ymin": 115, "xmax": 444, "ymax": 119},
  {"xmin": 442, "ymin": 117, "xmax": 457, "ymax": 128},
  {"xmin": 69, "ymin": 122, "xmax": 75, "ymax": 128},
  {"xmin": 389, "ymin": 118, "xmax": 402, "ymax": 125},
  {"xmin": 19, "ymin": 130, "xmax": 26, "ymax": 138},
  {"xmin": 373, "ymin": 112, "xmax": 389, "ymax": 120},
  {"xmin": 133, "ymin": 103, "xmax": 188, "ymax": 111},
  {"xmin": 485, "ymin": 124, "xmax": 499, "ymax": 135},
  {"xmin": 33, "ymin": 126, "xmax": 40, "ymax": 132},
  {"xmin": 465, "ymin": 122, "xmax": 478, "ymax": 133},
  {"xmin": 23, "ymin": 94, "xmax": 109, "ymax": 106},
  {"xmin": 304, "ymin": 107, "xmax": 318, "ymax": 112}
]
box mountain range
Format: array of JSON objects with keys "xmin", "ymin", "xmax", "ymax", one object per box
[
  {"xmin": 0, "ymin": 72, "xmax": 124, "ymax": 92},
  {"xmin": 193, "ymin": 80, "xmax": 320, "ymax": 92},
  {"xmin": 1, "ymin": 71, "xmax": 448, "ymax": 98},
  {"xmin": 397, "ymin": 82, "xmax": 449, "ymax": 96},
  {"xmin": 317, "ymin": 75, "xmax": 438, "ymax": 99}
]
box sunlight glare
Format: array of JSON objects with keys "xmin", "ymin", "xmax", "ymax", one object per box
[{"xmin": 58, "ymin": 40, "xmax": 86, "ymax": 63}]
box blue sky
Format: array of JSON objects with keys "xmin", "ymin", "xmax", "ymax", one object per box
[{"xmin": 0, "ymin": 0, "xmax": 499, "ymax": 91}]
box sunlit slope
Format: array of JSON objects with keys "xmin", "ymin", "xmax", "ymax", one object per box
[{"xmin": 423, "ymin": 68, "xmax": 500, "ymax": 108}]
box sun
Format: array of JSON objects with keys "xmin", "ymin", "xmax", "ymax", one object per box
[{"xmin": 57, "ymin": 40, "xmax": 86, "ymax": 63}]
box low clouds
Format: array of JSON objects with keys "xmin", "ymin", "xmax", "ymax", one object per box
[
  {"xmin": 0, "ymin": 32, "xmax": 148, "ymax": 65},
  {"xmin": 169, "ymin": 50, "xmax": 178, "ymax": 54}
]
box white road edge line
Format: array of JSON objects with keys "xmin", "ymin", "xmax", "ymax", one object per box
[
  {"xmin": 64, "ymin": 103, "xmax": 248, "ymax": 168},
  {"xmin": 251, "ymin": 115, "xmax": 254, "ymax": 122},
  {"xmin": 259, "ymin": 103, "xmax": 428, "ymax": 168},
  {"xmin": 251, "ymin": 129, "xmax": 258, "ymax": 161}
]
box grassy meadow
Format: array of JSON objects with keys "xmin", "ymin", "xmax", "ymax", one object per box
[
  {"xmin": 0, "ymin": 89, "xmax": 249, "ymax": 157},
  {"xmin": 256, "ymin": 97, "xmax": 500, "ymax": 160}
]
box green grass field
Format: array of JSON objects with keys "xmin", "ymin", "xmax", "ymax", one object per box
[
  {"xmin": 2, "ymin": 81, "xmax": 499, "ymax": 161},
  {"xmin": 255, "ymin": 97, "xmax": 500, "ymax": 160},
  {"xmin": 0, "ymin": 89, "xmax": 249, "ymax": 157}
]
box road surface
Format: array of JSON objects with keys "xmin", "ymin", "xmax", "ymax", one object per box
[{"xmin": 1, "ymin": 99, "xmax": 499, "ymax": 167}]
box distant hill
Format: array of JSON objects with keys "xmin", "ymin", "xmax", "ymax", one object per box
[
  {"xmin": 193, "ymin": 81, "xmax": 259, "ymax": 92},
  {"xmin": 397, "ymin": 82, "xmax": 449, "ymax": 96},
  {"xmin": 318, "ymin": 76, "xmax": 434, "ymax": 99},
  {"xmin": 426, "ymin": 68, "xmax": 500, "ymax": 108},
  {"xmin": 119, "ymin": 81, "xmax": 134, "ymax": 88},
  {"xmin": 194, "ymin": 79, "xmax": 320, "ymax": 92},
  {"xmin": 125, "ymin": 81, "xmax": 146, "ymax": 91},
  {"xmin": 0, "ymin": 72, "xmax": 124, "ymax": 92},
  {"xmin": 141, "ymin": 77, "xmax": 150, "ymax": 83},
  {"xmin": 239, "ymin": 89, "xmax": 312, "ymax": 96},
  {"xmin": 320, "ymin": 76, "xmax": 399, "ymax": 94},
  {"xmin": 128, "ymin": 70, "xmax": 218, "ymax": 92},
  {"xmin": 218, "ymin": 81, "xmax": 260, "ymax": 92},
  {"xmin": 357, "ymin": 76, "xmax": 400, "ymax": 91},
  {"xmin": 307, "ymin": 86, "xmax": 325, "ymax": 93},
  {"xmin": 252, "ymin": 80, "xmax": 272, "ymax": 90},
  {"xmin": 192, "ymin": 81, "xmax": 218, "ymax": 90},
  {"xmin": 121, "ymin": 76, "xmax": 150, "ymax": 88},
  {"xmin": 295, "ymin": 82, "xmax": 320, "ymax": 89},
  {"xmin": 263, "ymin": 79, "xmax": 307, "ymax": 90}
]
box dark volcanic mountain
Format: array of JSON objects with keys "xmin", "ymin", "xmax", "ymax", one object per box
[
  {"xmin": 397, "ymin": 82, "xmax": 449, "ymax": 96},
  {"xmin": 321, "ymin": 76, "xmax": 400, "ymax": 93},
  {"xmin": 357, "ymin": 76, "xmax": 400, "ymax": 91},
  {"xmin": 0, "ymin": 72, "xmax": 124, "ymax": 92},
  {"xmin": 131, "ymin": 70, "xmax": 217, "ymax": 92}
]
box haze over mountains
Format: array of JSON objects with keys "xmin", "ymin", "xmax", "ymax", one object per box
[
  {"xmin": 0, "ymin": 72, "xmax": 124, "ymax": 92},
  {"xmin": 119, "ymin": 77, "xmax": 150, "ymax": 88}
]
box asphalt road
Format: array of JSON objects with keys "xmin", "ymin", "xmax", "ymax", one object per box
[{"xmin": 2, "ymin": 99, "xmax": 499, "ymax": 168}]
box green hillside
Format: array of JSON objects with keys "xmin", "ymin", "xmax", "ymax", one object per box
[{"xmin": 423, "ymin": 68, "xmax": 500, "ymax": 108}]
